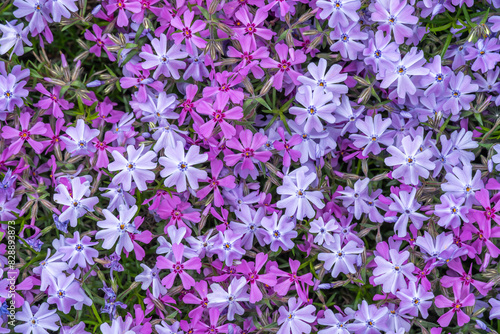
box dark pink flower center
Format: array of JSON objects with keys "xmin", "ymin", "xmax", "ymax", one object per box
[
  {"xmin": 279, "ymin": 60, "xmax": 291, "ymax": 72},
  {"xmin": 20, "ymin": 130, "xmax": 30, "ymax": 140}
]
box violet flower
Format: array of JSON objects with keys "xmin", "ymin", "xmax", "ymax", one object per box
[
  {"xmin": 396, "ymin": 281, "xmax": 434, "ymax": 318},
  {"xmin": 14, "ymin": 302, "xmax": 60, "ymax": 334},
  {"xmin": 237, "ymin": 253, "xmax": 277, "ymax": 303},
  {"xmin": 290, "ymin": 86, "xmax": 336, "ymax": 133},
  {"xmin": 95, "ymin": 205, "xmax": 140, "ymax": 255},
  {"xmin": 318, "ymin": 234, "xmax": 364, "ymax": 278},
  {"xmin": 435, "ymin": 284, "xmax": 475, "ymax": 327},
  {"xmin": 373, "ymin": 249, "xmax": 416, "ymax": 294},
  {"xmin": 309, "ymin": 216, "xmax": 339, "ymax": 246},
  {"xmin": 260, "ymin": 43, "xmax": 306, "ymax": 90},
  {"xmin": 277, "ymin": 297, "xmax": 316, "ymax": 334},
  {"xmin": 349, "ymin": 301, "xmax": 389, "ymax": 334},
  {"xmin": 441, "ymin": 72, "xmax": 478, "ymax": 115},
  {"xmin": 157, "ymin": 243, "xmax": 201, "ymax": 289},
  {"xmin": 84, "ymin": 24, "xmax": 116, "ymax": 61},
  {"xmin": 388, "ymin": 188, "xmax": 428, "ymax": 237},
  {"xmin": 261, "ymin": 212, "xmax": 298, "ymax": 251},
  {"xmin": 441, "ymin": 164, "xmax": 484, "ymax": 206},
  {"xmin": 330, "ymin": 22, "xmax": 368, "ymax": 60},
  {"xmin": 350, "ymin": 114, "xmax": 393, "ymax": 156},
  {"xmin": 196, "ymin": 93, "xmax": 243, "ymax": 139},
  {"xmin": 224, "ymin": 129, "xmax": 272, "ymax": 171},
  {"xmin": 171, "ymin": 10, "xmax": 207, "ymax": 53},
  {"xmin": 207, "ymin": 277, "xmax": 250, "ymax": 321},
  {"xmin": 0, "ymin": 20, "xmax": 31, "ymax": 58},
  {"xmin": 58, "ymin": 231, "xmax": 99, "ymax": 268},
  {"xmin": 46, "ymin": 0, "xmax": 78, "ymax": 22},
  {"xmin": 317, "ymin": 0, "xmax": 360, "ymax": 28},
  {"xmin": 434, "ymin": 194, "xmax": 468, "ymax": 229},
  {"xmin": 371, "ymin": 0, "xmax": 418, "ymax": 45},
  {"xmin": 53, "ymin": 177, "xmax": 98, "ymax": 227},
  {"xmin": 233, "ymin": 7, "xmax": 276, "ymax": 50},
  {"xmin": 363, "ymin": 30, "xmax": 400, "ymax": 73},
  {"xmin": 47, "ymin": 273, "xmax": 87, "ymax": 314},
  {"xmin": 211, "ymin": 229, "xmax": 246, "ymax": 266},
  {"xmin": 61, "ymin": 119, "xmax": 100, "ymax": 156},
  {"xmin": 105, "ymin": 0, "xmax": 141, "ymax": 27},
  {"xmin": 140, "ymin": 34, "xmax": 188, "ymax": 80}
]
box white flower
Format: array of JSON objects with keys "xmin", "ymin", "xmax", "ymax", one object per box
[
  {"xmin": 109, "ymin": 145, "xmax": 157, "ymax": 192},
  {"xmin": 95, "ymin": 205, "xmax": 139, "ymax": 254}
]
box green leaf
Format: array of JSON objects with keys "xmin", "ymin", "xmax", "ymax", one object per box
[
  {"xmin": 474, "ymin": 112, "xmax": 483, "ymax": 126},
  {"xmin": 255, "ymin": 97, "xmax": 272, "ymax": 111},
  {"xmin": 440, "ymin": 34, "xmax": 453, "ymax": 58},
  {"xmin": 462, "ymin": 4, "xmax": 471, "ymax": 24},
  {"xmin": 276, "ymin": 30, "xmax": 288, "ymax": 43},
  {"xmin": 196, "ymin": 5, "xmax": 210, "ymax": 19}
]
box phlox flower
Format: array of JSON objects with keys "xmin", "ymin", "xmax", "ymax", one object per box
[
  {"xmin": 465, "ymin": 38, "xmax": 500, "ymax": 73},
  {"xmin": 207, "ymin": 277, "xmax": 250, "ymax": 321},
  {"xmin": 350, "ymin": 113, "xmax": 393, "ymax": 156},
  {"xmin": 140, "ymin": 34, "xmax": 188, "ymax": 80},
  {"xmin": 105, "ymin": 0, "xmax": 141, "ymax": 27},
  {"xmin": 270, "ymin": 258, "xmax": 313, "ymax": 302},
  {"xmin": 58, "ymin": 231, "xmax": 98, "ymax": 268},
  {"xmin": 33, "ymin": 249, "xmax": 69, "ymax": 291},
  {"xmin": 434, "ymin": 194, "xmax": 468, "ymax": 229},
  {"xmin": 159, "ymin": 141, "xmax": 208, "ymax": 192},
  {"xmin": 1, "ymin": 111, "xmax": 47, "ymax": 155},
  {"xmin": 261, "ymin": 212, "xmax": 298, "ymax": 251},
  {"xmin": 183, "ymin": 280, "xmax": 210, "ymax": 318},
  {"xmin": 373, "ymin": 249, "xmax": 416, "ymax": 294},
  {"xmin": 13, "ymin": 0, "xmax": 52, "ymax": 35},
  {"xmin": 14, "ymin": 302, "xmax": 60, "ymax": 334},
  {"xmin": 196, "ymin": 93, "xmax": 243, "ymax": 139},
  {"xmin": 157, "ymin": 243, "xmax": 201, "ymax": 289},
  {"xmin": 441, "ymin": 164, "xmax": 484, "ymax": 206},
  {"xmin": 441, "ymin": 259, "xmax": 493, "ymax": 296},
  {"xmin": 61, "ymin": 119, "xmax": 100, "ymax": 156},
  {"xmin": 317, "ymin": 0, "xmax": 360, "ymax": 28},
  {"xmin": 0, "ymin": 20, "xmax": 31, "ymax": 58},
  {"xmin": 273, "ymin": 126, "xmax": 302, "ymax": 167},
  {"xmin": 197, "ymin": 159, "xmax": 236, "ymax": 207},
  {"xmin": 318, "ymin": 234, "xmax": 364, "ymax": 278},
  {"xmin": 202, "ymin": 71, "xmax": 245, "ymax": 104},
  {"xmin": 34, "ymin": 83, "xmax": 73, "ymax": 118},
  {"xmin": 230, "ymin": 206, "xmax": 267, "ymax": 250},
  {"xmin": 233, "ymin": 7, "xmax": 275, "ymax": 50},
  {"xmin": 46, "ymin": 0, "xmax": 78, "ymax": 22},
  {"xmin": 84, "ymin": 24, "xmax": 116, "ymax": 61},
  {"xmin": 309, "ymin": 216, "xmax": 339, "ymax": 246},
  {"xmin": 435, "ymin": 284, "xmax": 475, "ymax": 327},
  {"xmin": 211, "ymin": 229, "xmax": 246, "ymax": 266},
  {"xmin": 277, "ymin": 297, "xmax": 316, "ymax": 334},
  {"xmin": 363, "ymin": 30, "xmax": 400, "ymax": 73},
  {"xmin": 396, "ymin": 281, "xmax": 434, "ymax": 318},
  {"xmin": 227, "ymin": 35, "xmax": 269, "ymax": 79},
  {"xmin": 46, "ymin": 273, "xmax": 88, "ymax": 314},
  {"xmin": 371, "ymin": 0, "xmax": 418, "ymax": 45},
  {"xmin": 290, "ymin": 86, "xmax": 336, "ymax": 133},
  {"xmin": 171, "ymin": 10, "xmax": 207, "ymax": 53},
  {"xmin": 337, "ymin": 178, "xmax": 371, "ymax": 220},
  {"xmin": 224, "ymin": 129, "xmax": 272, "ymax": 170},
  {"xmin": 441, "ymin": 72, "xmax": 478, "ymax": 115},
  {"xmin": 237, "ymin": 253, "xmax": 277, "ymax": 303},
  {"xmin": 95, "ymin": 205, "xmax": 140, "ymax": 255},
  {"xmin": 0, "ymin": 69, "xmax": 29, "ymax": 116},
  {"xmin": 53, "ymin": 177, "xmax": 98, "ymax": 227},
  {"xmin": 349, "ymin": 300, "xmax": 389, "ymax": 334},
  {"xmin": 388, "ymin": 188, "xmax": 428, "ymax": 237},
  {"xmin": 183, "ymin": 47, "xmax": 209, "ymax": 82},
  {"xmin": 317, "ymin": 309, "xmax": 351, "ymax": 334},
  {"xmin": 260, "ymin": 43, "xmax": 306, "ymax": 90},
  {"xmin": 330, "ymin": 22, "xmax": 368, "ymax": 60}
]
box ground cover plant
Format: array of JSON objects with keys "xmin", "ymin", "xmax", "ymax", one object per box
[{"xmin": 1, "ymin": 0, "xmax": 500, "ymax": 333}]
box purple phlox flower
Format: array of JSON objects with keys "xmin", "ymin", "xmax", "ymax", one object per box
[
  {"xmin": 290, "ymin": 86, "xmax": 336, "ymax": 133},
  {"xmin": 397, "ymin": 281, "xmax": 434, "ymax": 319},
  {"xmin": 207, "ymin": 276, "xmax": 250, "ymax": 321},
  {"xmin": 13, "ymin": 0, "xmax": 52, "ymax": 35},
  {"xmin": 316, "ymin": 0, "xmax": 361, "ymax": 28},
  {"xmin": 363, "ymin": 30, "xmax": 400, "ymax": 74},
  {"xmin": 202, "ymin": 71, "xmax": 245, "ymax": 104},
  {"xmin": 156, "ymin": 225, "xmax": 189, "ymax": 257},
  {"xmin": 385, "ymin": 135, "xmax": 435, "ymax": 185},
  {"xmin": 317, "ymin": 308, "xmax": 351, "ymax": 334},
  {"xmin": 59, "ymin": 231, "xmax": 98, "ymax": 268},
  {"xmin": 83, "ymin": 24, "xmax": 116, "ymax": 61},
  {"xmin": 472, "ymin": 188, "xmax": 500, "ymax": 225},
  {"xmin": 46, "ymin": 0, "xmax": 78, "ymax": 22},
  {"xmin": 269, "ymin": 258, "xmax": 313, "ymax": 301},
  {"xmin": 155, "ymin": 320, "xmax": 183, "ymax": 334},
  {"xmin": 197, "ymin": 159, "xmax": 236, "ymax": 207},
  {"xmin": 277, "ymin": 297, "xmax": 316, "ymax": 334},
  {"xmin": 105, "ymin": 0, "xmax": 141, "ymax": 27},
  {"xmin": 297, "ymin": 58, "xmax": 348, "ymax": 104},
  {"xmin": 465, "ymin": 38, "xmax": 500, "ymax": 73},
  {"xmin": 120, "ymin": 63, "xmax": 164, "ymax": 103},
  {"xmin": 196, "ymin": 308, "xmax": 229, "ymax": 333},
  {"xmin": 95, "ymin": 205, "xmax": 140, "ymax": 254},
  {"xmin": 211, "ymin": 229, "xmax": 246, "ymax": 266},
  {"xmin": 233, "ymin": 7, "xmax": 276, "ymax": 50},
  {"xmin": 98, "ymin": 315, "xmax": 135, "ymax": 333},
  {"xmin": 349, "ymin": 300, "xmax": 389, "ymax": 334},
  {"xmin": 0, "ymin": 69, "xmax": 29, "ymax": 116},
  {"xmin": 152, "ymin": 119, "xmax": 187, "ymax": 152},
  {"xmin": 334, "ymin": 95, "xmax": 365, "ymax": 135},
  {"xmin": 196, "ymin": 93, "xmax": 243, "ymax": 139},
  {"xmin": 288, "ymin": 120, "xmax": 329, "ymax": 163},
  {"xmin": 277, "ymin": 168, "xmax": 325, "ymax": 220},
  {"xmin": 441, "ymin": 72, "xmax": 478, "ymax": 115},
  {"xmin": 0, "ymin": 20, "xmax": 31, "ymax": 58},
  {"xmin": 385, "ymin": 303, "xmax": 412, "ymax": 333},
  {"xmin": 33, "ymin": 249, "xmax": 69, "ymax": 291},
  {"xmin": 102, "ymin": 253, "xmax": 124, "ymax": 280},
  {"xmin": 260, "ymin": 43, "xmax": 306, "ymax": 90},
  {"xmin": 53, "ymin": 213, "xmax": 69, "ymax": 233},
  {"xmin": 0, "ymin": 269, "xmax": 34, "ymax": 308},
  {"xmin": 387, "ymin": 187, "xmax": 428, "ymax": 237},
  {"xmin": 171, "ymin": 10, "xmax": 207, "ymax": 53},
  {"xmin": 415, "ymin": 231, "xmax": 457, "ymax": 265},
  {"xmin": 60, "ymin": 321, "xmax": 90, "ymax": 334},
  {"xmin": 53, "ymin": 177, "xmax": 98, "ymax": 227},
  {"xmin": 373, "ymin": 249, "xmax": 416, "ymax": 294},
  {"xmin": 441, "ymin": 164, "xmax": 484, "ymax": 206},
  {"xmin": 237, "ymin": 253, "xmax": 277, "ymax": 303},
  {"xmin": 227, "ymin": 35, "xmax": 269, "ymax": 79},
  {"xmin": 420, "ymin": 55, "xmax": 452, "ymax": 96},
  {"xmin": 350, "ymin": 113, "xmax": 393, "ymax": 156},
  {"xmin": 14, "ymin": 302, "xmax": 60, "ymax": 334},
  {"xmin": 418, "ymin": 0, "xmax": 454, "ymax": 19},
  {"xmin": 462, "ymin": 218, "xmax": 500, "ymax": 259},
  {"xmin": 230, "ymin": 206, "xmax": 267, "ymax": 250},
  {"xmin": 318, "ymin": 233, "xmax": 364, "ymax": 278},
  {"xmin": 337, "ymin": 177, "xmax": 371, "ymax": 220},
  {"xmin": 309, "ymin": 215, "xmax": 339, "ymax": 246},
  {"xmin": 159, "ymin": 141, "xmax": 208, "ymax": 192},
  {"xmin": 100, "ymin": 183, "xmax": 136, "ymax": 212},
  {"xmin": 34, "ymin": 83, "xmax": 73, "ymax": 118},
  {"xmin": 157, "ymin": 243, "xmax": 202, "ymax": 289},
  {"xmin": 434, "ymin": 194, "xmax": 468, "ymax": 229},
  {"xmin": 140, "ymin": 34, "xmax": 188, "ymax": 80},
  {"xmin": 182, "ymin": 280, "xmax": 210, "ymax": 319},
  {"xmin": 449, "ymin": 128, "xmax": 478, "ymax": 165},
  {"xmin": 489, "ymin": 298, "xmax": 500, "ymax": 320},
  {"xmin": 0, "ymin": 196, "xmax": 21, "ymax": 221},
  {"xmin": 183, "ymin": 47, "xmax": 210, "ymax": 82},
  {"xmin": 261, "ymin": 212, "xmax": 298, "ymax": 251},
  {"xmin": 1, "ymin": 112, "xmax": 47, "ymax": 155},
  {"xmin": 47, "ymin": 273, "xmax": 89, "ymax": 314},
  {"xmin": 61, "ymin": 119, "xmax": 100, "ymax": 156},
  {"xmin": 0, "ymin": 169, "xmax": 17, "ymax": 202},
  {"xmin": 474, "ymin": 68, "xmax": 500, "ymax": 94},
  {"xmin": 137, "ymin": 92, "xmax": 178, "ymax": 124},
  {"xmin": 222, "ymin": 183, "xmax": 261, "ymax": 212},
  {"xmin": 273, "ymin": 126, "xmax": 302, "ymax": 167},
  {"xmin": 371, "ymin": 0, "xmax": 418, "ymax": 45},
  {"xmin": 224, "ymin": 129, "xmax": 272, "ymax": 172},
  {"xmin": 435, "ymin": 284, "xmax": 475, "ymax": 327},
  {"xmin": 330, "ymin": 22, "xmax": 368, "ymax": 60},
  {"xmin": 429, "ymin": 134, "xmax": 460, "ymax": 177},
  {"xmin": 379, "ymin": 47, "xmax": 429, "ymax": 99},
  {"xmin": 441, "ymin": 259, "xmax": 493, "ymax": 296}
]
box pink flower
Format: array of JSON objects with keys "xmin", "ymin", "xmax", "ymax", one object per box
[
  {"xmin": 106, "ymin": 0, "xmax": 142, "ymax": 27},
  {"xmin": 34, "ymin": 83, "xmax": 73, "ymax": 118},
  {"xmin": 273, "ymin": 127, "xmax": 302, "ymax": 166},
  {"xmin": 233, "ymin": 7, "xmax": 276, "ymax": 50},
  {"xmin": 202, "ymin": 71, "xmax": 245, "ymax": 104},
  {"xmin": 92, "ymin": 132, "xmax": 124, "ymax": 169},
  {"xmin": 197, "ymin": 160, "xmax": 236, "ymax": 207},
  {"xmin": 435, "ymin": 283, "xmax": 475, "ymax": 327},
  {"xmin": 171, "ymin": 10, "xmax": 207, "ymax": 53},
  {"xmin": 196, "ymin": 94, "xmax": 243, "ymax": 139},
  {"xmin": 270, "ymin": 258, "xmax": 313, "ymax": 302},
  {"xmin": 1, "ymin": 111, "xmax": 47, "ymax": 154},
  {"xmin": 224, "ymin": 129, "xmax": 272, "ymax": 170},
  {"xmin": 237, "ymin": 253, "xmax": 277, "ymax": 303},
  {"xmin": 84, "ymin": 24, "xmax": 116, "ymax": 61},
  {"xmin": 157, "ymin": 243, "xmax": 202, "ymax": 289},
  {"xmin": 261, "ymin": 43, "xmax": 306, "ymax": 90}
]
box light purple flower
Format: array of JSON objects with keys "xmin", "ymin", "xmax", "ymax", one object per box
[
  {"xmin": 385, "ymin": 135, "xmax": 435, "ymax": 185},
  {"xmin": 337, "ymin": 178, "xmax": 371, "ymax": 220},
  {"xmin": 95, "ymin": 205, "xmax": 140, "ymax": 255},
  {"xmin": 33, "ymin": 249, "xmax": 70, "ymax": 291},
  {"xmin": 465, "ymin": 38, "xmax": 500, "ymax": 73},
  {"xmin": 135, "ymin": 264, "xmax": 166, "ymax": 298},
  {"xmin": 330, "ymin": 22, "xmax": 368, "ymax": 60},
  {"xmin": 420, "ymin": 55, "xmax": 452, "ymax": 97},
  {"xmin": 290, "ymin": 86, "xmax": 336, "ymax": 132},
  {"xmin": 441, "ymin": 164, "xmax": 484, "ymax": 206},
  {"xmin": 373, "ymin": 249, "xmax": 416, "ymax": 294},
  {"xmin": 349, "ymin": 301, "xmax": 389, "ymax": 334},
  {"xmin": 261, "ymin": 212, "xmax": 298, "ymax": 251},
  {"xmin": 211, "ymin": 229, "xmax": 246, "ymax": 266},
  {"xmin": 318, "ymin": 233, "xmax": 363, "ymax": 278},
  {"xmin": 277, "ymin": 297, "xmax": 316, "ymax": 334},
  {"xmin": 207, "ymin": 277, "xmax": 249, "ymax": 321},
  {"xmin": 0, "ymin": 20, "xmax": 32, "ymax": 58},
  {"xmin": 14, "ymin": 302, "xmax": 60, "ymax": 334},
  {"xmin": 388, "ymin": 188, "xmax": 428, "ymax": 237},
  {"xmin": 58, "ymin": 231, "xmax": 99, "ymax": 268},
  {"xmin": 109, "ymin": 145, "xmax": 157, "ymax": 192},
  {"xmin": 53, "ymin": 178, "xmax": 99, "ymax": 227},
  {"xmin": 371, "ymin": 0, "xmax": 418, "ymax": 45},
  {"xmin": 13, "ymin": 0, "xmax": 52, "ymax": 34},
  {"xmin": 317, "ymin": 0, "xmax": 360, "ymax": 28},
  {"xmin": 46, "ymin": 0, "xmax": 78, "ymax": 22},
  {"xmin": 363, "ymin": 30, "xmax": 400, "ymax": 73},
  {"xmin": 159, "ymin": 141, "xmax": 208, "ymax": 192},
  {"xmin": 309, "ymin": 216, "xmax": 339, "ymax": 246},
  {"xmin": 230, "ymin": 206, "xmax": 267, "ymax": 250},
  {"xmin": 139, "ymin": 34, "xmax": 188, "ymax": 80},
  {"xmin": 350, "ymin": 114, "xmax": 393, "ymax": 156},
  {"xmin": 434, "ymin": 194, "xmax": 468, "ymax": 229},
  {"xmin": 60, "ymin": 119, "xmax": 100, "ymax": 156},
  {"xmin": 441, "ymin": 72, "xmax": 478, "ymax": 115},
  {"xmin": 317, "ymin": 309, "xmax": 351, "ymax": 334},
  {"xmin": 397, "ymin": 281, "xmax": 434, "ymax": 318},
  {"xmin": 47, "ymin": 273, "xmax": 87, "ymax": 314}
]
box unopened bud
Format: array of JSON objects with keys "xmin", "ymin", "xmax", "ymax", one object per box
[
  {"xmin": 259, "ymin": 77, "xmax": 274, "ymax": 96},
  {"xmin": 209, "ymin": 0, "xmax": 220, "ymax": 14}
]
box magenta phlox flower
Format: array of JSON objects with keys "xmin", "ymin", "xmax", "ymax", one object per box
[
  {"xmin": 440, "ymin": 259, "xmax": 493, "ymax": 296},
  {"xmin": 197, "ymin": 159, "xmax": 236, "ymax": 207},
  {"xmin": 227, "ymin": 35, "xmax": 270, "ymax": 79},
  {"xmin": 270, "ymin": 258, "xmax": 313, "ymax": 302},
  {"xmin": 273, "ymin": 126, "xmax": 302, "ymax": 167},
  {"xmin": 34, "ymin": 83, "xmax": 74, "ymax": 118},
  {"xmin": 171, "ymin": 10, "xmax": 207, "ymax": 53},
  {"xmin": 233, "ymin": 7, "xmax": 276, "ymax": 50},
  {"xmin": 202, "ymin": 71, "xmax": 245, "ymax": 104},
  {"xmin": 260, "ymin": 43, "xmax": 306, "ymax": 90},
  {"xmin": 237, "ymin": 253, "xmax": 277, "ymax": 303},
  {"xmin": 1, "ymin": 111, "xmax": 47, "ymax": 155},
  {"xmin": 435, "ymin": 284, "xmax": 475, "ymax": 327},
  {"xmin": 157, "ymin": 243, "xmax": 201, "ymax": 289},
  {"xmin": 106, "ymin": 0, "xmax": 141, "ymax": 27},
  {"xmin": 196, "ymin": 93, "xmax": 244, "ymax": 139},
  {"xmin": 84, "ymin": 24, "xmax": 116, "ymax": 61},
  {"xmin": 224, "ymin": 129, "xmax": 272, "ymax": 170}
]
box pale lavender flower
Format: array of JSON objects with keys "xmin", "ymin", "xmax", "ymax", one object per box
[
  {"xmin": 397, "ymin": 281, "xmax": 434, "ymax": 318},
  {"xmin": 135, "ymin": 92, "xmax": 178, "ymax": 124},
  {"xmin": 53, "ymin": 178, "xmax": 98, "ymax": 227},
  {"xmin": 277, "ymin": 297, "xmax": 316, "ymax": 334},
  {"xmin": 330, "ymin": 22, "xmax": 368, "ymax": 60},
  {"xmin": 289, "ymin": 120, "xmax": 330, "ymax": 164},
  {"xmin": 277, "ymin": 169, "xmax": 325, "ymax": 220},
  {"xmin": 59, "ymin": 231, "xmax": 99, "ymax": 268},
  {"xmin": 489, "ymin": 298, "xmax": 500, "ymax": 320},
  {"xmin": 349, "ymin": 301, "xmax": 389, "ymax": 334},
  {"xmin": 429, "ymin": 134, "xmax": 460, "ymax": 177},
  {"xmin": 434, "ymin": 194, "xmax": 468, "ymax": 229},
  {"xmin": 373, "ymin": 249, "xmax": 416, "ymax": 294},
  {"xmin": 371, "ymin": 0, "xmax": 418, "ymax": 45},
  {"xmin": 317, "ymin": 309, "xmax": 351, "ymax": 334},
  {"xmin": 0, "ymin": 67, "xmax": 29, "ymax": 115},
  {"xmin": 318, "ymin": 234, "xmax": 364, "ymax": 278},
  {"xmin": 363, "ymin": 30, "xmax": 400, "ymax": 74},
  {"xmin": 183, "ymin": 47, "xmax": 209, "ymax": 82},
  {"xmin": 14, "ymin": 302, "xmax": 60, "ymax": 334},
  {"xmin": 379, "ymin": 47, "xmax": 429, "ymax": 99},
  {"xmin": 46, "ymin": 0, "xmax": 78, "ymax": 22},
  {"xmin": 350, "ymin": 114, "xmax": 393, "ymax": 156},
  {"xmin": 139, "ymin": 34, "xmax": 188, "ymax": 80},
  {"xmin": 0, "ymin": 20, "xmax": 31, "ymax": 58},
  {"xmin": 135, "ymin": 264, "xmax": 166, "ymax": 298},
  {"xmin": 420, "ymin": 55, "xmax": 452, "ymax": 97},
  {"xmin": 492, "ymin": 144, "xmax": 500, "ymax": 171},
  {"xmin": 13, "ymin": 0, "xmax": 52, "ymax": 34},
  {"xmin": 297, "ymin": 58, "xmax": 348, "ymax": 104},
  {"xmin": 61, "ymin": 119, "xmax": 100, "ymax": 156},
  {"xmin": 207, "ymin": 277, "xmax": 250, "ymax": 321},
  {"xmin": 99, "ymin": 183, "xmax": 136, "ymax": 212},
  {"xmin": 337, "ymin": 178, "xmax": 371, "ymax": 220},
  {"xmin": 290, "ymin": 86, "xmax": 336, "ymax": 132},
  {"xmin": 261, "ymin": 212, "xmax": 298, "ymax": 251},
  {"xmin": 385, "ymin": 135, "xmax": 435, "ymax": 186},
  {"xmin": 317, "ymin": 0, "xmax": 360, "ymax": 28},
  {"xmin": 334, "ymin": 95, "xmax": 365, "ymax": 135},
  {"xmin": 388, "ymin": 188, "xmax": 428, "ymax": 237},
  {"xmin": 441, "ymin": 164, "xmax": 484, "ymax": 206},
  {"xmin": 449, "ymin": 128, "xmax": 478, "ymax": 165},
  {"xmin": 230, "ymin": 206, "xmax": 267, "ymax": 250},
  {"xmin": 211, "ymin": 229, "xmax": 246, "ymax": 266},
  {"xmin": 441, "ymin": 72, "xmax": 478, "ymax": 115},
  {"xmin": 33, "ymin": 249, "xmax": 69, "ymax": 291},
  {"xmin": 47, "ymin": 273, "xmax": 87, "ymax": 314},
  {"xmin": 159, "ymin": 141, "xmax": 208, "ymax": 192},
  {"xmin": 465, "ymin": 38, "xmax": 500, "ymax": 73},
  {"xmin": 95, "ymin": 205, "xmax": 140, "ymax": 255},
  {"xmin": 109, "ymin": 145, "xmax": 157, "ymax": 192},
  {"xmin": 309, "ymin": 216, "xmax": 339, "ymax": 246},
  {"xmin": 155, "ymin": 321, "xmax": 183, "ymax": 334}
]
